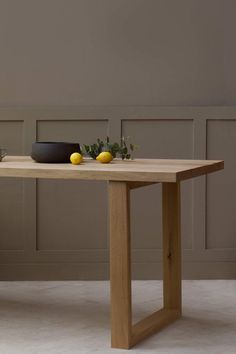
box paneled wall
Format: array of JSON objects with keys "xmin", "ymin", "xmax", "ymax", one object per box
[{"xmin": 0, "ymin": 107, "xmax": 234, "ymax": 279}]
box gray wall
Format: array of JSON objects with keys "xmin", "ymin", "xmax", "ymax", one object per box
[
  {"xmin": 0, "ymin": 1, "xmax": 235, "ymax": 279},
  {"xmin": 0, "ymin": 0, "xmax": 236, "ymax": 106}
]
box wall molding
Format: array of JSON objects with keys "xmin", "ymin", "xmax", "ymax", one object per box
[{"xmin": 0, "ymin": 106, "xmax": 235, "ymax": 279}]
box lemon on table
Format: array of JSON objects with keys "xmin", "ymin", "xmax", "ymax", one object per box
[
  {"xmin": 96, "ymin": 151, "xmax": 113, "ymax": 163},
  {"xmin": 70, "ymin": 152, "xmax": 83, "ymax": 165}
]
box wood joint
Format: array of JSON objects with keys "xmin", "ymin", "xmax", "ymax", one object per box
[
  {"xmin": 127, "ymin": 181, "xmax": 158, "ymax": 190},
  {"xmin": 129, "ymin": 308, "xmax": 181, "ymax": 348}
]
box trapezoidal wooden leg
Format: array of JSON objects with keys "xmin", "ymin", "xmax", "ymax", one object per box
[{"xmin": 109, "ymin": 181, "xmax": 182, "ymax": 349}]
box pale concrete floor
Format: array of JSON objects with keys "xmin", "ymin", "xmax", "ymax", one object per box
[{"xmin": 0, "ymin": 281, "xmax": 235, "ymax": 354}]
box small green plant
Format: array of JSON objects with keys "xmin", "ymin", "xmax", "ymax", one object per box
[{"xmin": 83, "ymin": 136, "xmax": 137, "ymax": 160}]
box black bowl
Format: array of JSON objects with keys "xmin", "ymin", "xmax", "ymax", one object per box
[{"xmin": 31, "ymin": 142, "xmax": 81, "ymax": 163}]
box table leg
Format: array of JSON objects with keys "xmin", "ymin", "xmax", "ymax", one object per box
[
  {"xmin": 109, "ymin": 181, "xmax": 182, "ymax": 349},
  {"xmin": 109, "ymin": 181, "xmax": 132, "ymax": 349},
  {"xmin": 162, "ymin": 182, "xmax": 182, "ymax": 313}
]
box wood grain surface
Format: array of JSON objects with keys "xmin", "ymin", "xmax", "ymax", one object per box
[{"xmin": 0, "ymin": 156, "xmax": 224, "ymax": 182}]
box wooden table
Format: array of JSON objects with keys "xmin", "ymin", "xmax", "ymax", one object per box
[{"xmin": 0, "ymin": 156, "xmax": 224, "ymax": 349}]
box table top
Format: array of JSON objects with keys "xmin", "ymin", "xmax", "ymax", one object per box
[{"xmin": 0, "ymin": 156, "xmax": 224, "ymax": 182}]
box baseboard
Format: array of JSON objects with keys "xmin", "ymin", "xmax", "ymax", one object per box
[{"xmin": 0, "ymin": 262, "xmax": 235, "ymax": 280}]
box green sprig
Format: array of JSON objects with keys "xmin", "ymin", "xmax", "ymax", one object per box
[{"xmin": 83, "ymin": 136, "xmax": 137, "ymax": 160}]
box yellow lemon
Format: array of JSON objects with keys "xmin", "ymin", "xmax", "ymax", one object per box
[
  {"xmin": 96, "ymin": 151, "xmax": 113, "ymax": 163},
  {"xmin": 70, "ymin": 152, "xmax": 83, "ymax": 165}
]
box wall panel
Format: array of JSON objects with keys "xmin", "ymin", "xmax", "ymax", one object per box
[
  {"xmin": 37, "ymin": 119, "xmax": 108, "ymax": 144},
  {"xmin": 0, "ymin": 120, "xmax": 24, "ymax": 250},
  {"xmin": 36, "ymin": 119, "xmax": 108, "ymax": 251},
  {"xmin": 206, "ymin": 119, "xmax": 236, "ymax": 249},
  {"xmin": 0, "ymin": 107, "xmax": 234, "ymax": 279},
  {"xmin": 122, "ymin": 119, "xmax": 194, "ymax": 250},
  {"xmin": 36, "ymin": 179, "xmax": 107, "ymax": 250}
]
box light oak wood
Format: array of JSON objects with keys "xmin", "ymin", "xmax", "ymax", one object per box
[
  {"xmin": 0, "ymin": 156, "xmax": 224, "ymax": 182},
  {"xmin": 109, "ymin": 181, "xmax": 182, "ymax": 349},
  {"xmin": 131, "ymin": 309, "xmax": 180, "ymax": 347},
  {"xmin": 109, "ymin": 181, "xmax": 132, "ymax": 349},
  {"xmin": 162, "ymin": 183, "xmax": 182, "ymax": 311}
]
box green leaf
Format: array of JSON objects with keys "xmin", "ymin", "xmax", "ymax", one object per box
[
  {"xmin": 83, "ymin": 136, "xmax": 138, "ymax": 160},
  {"xmin": 84, "ymin": 145, "xmax": 91, "ymax": 155},
  {"xmin": 123, "ymin": 147, "xmax": 128, "ymax": 154}
]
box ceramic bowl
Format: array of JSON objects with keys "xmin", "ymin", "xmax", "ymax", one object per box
[{"xmin": 31, "ymin": 142, "xmax": 81, "ymax": 163}]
